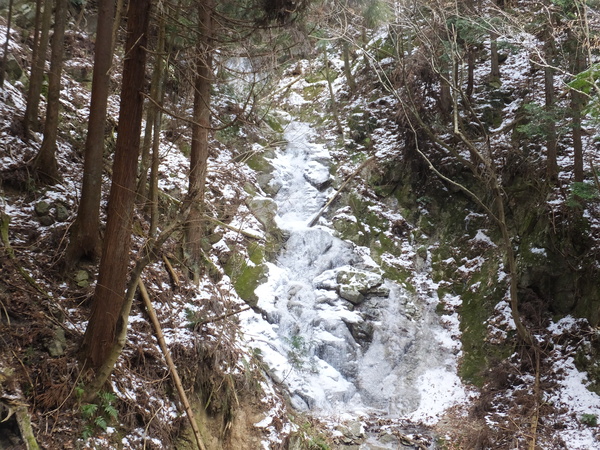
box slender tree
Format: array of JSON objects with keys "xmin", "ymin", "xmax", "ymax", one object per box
[
  {"xmin": 32, "ymin": 0, "xmax": 68, "ymax": 183},
  {"xmin": 184, "ymin": 0, "xmax": 214, "ymax": 284},
  {"xmin": 65, "ymin": 0, "xmax": 117, "ymax": 266},
  {"xmin": 81, "ymin": 0, "xmax": 151, "ymax": 370},
  {"xmin": 572, "ymin": 45, "xmax": 585, "ymax": 183},
  {"xmin": 0, "ymin": 0, "xmax": 14, "ymax": 87},
  {"xmin": 490, "ymin": 31, "xmax": 500, "ymax": 85},
  {"xmin": 544, "ymin": 34, "xmax": 558, "ymax": 182},
  {"xmin": 23, "ymin": 0, "xmax": 53, "ymax": 136}
]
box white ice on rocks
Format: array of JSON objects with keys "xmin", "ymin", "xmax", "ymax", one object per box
[{"xmin": 240, "ymin": 120, "xmax": 468, "ymax": 423}]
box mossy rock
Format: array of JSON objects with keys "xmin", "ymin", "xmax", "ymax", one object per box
[
  {"xmin": 224, "ymin": 243, "xmax": 269, "ymax": 306},
  {"xmin": 263, "ymin": 114, "xmax": 285, "ymax": 134},
  {"xmin": 245, "ymin": 150, "xmax": 275, "ymax": 173},
  {"xmin": 302, "ymin": 83, "xmax": 326, "ymax": 101}
]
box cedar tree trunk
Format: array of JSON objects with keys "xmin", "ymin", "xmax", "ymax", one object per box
[
  {"xmin": 32, "ymin": 0, "xmax": 68, "ymax": 183},
  {"xmin": 184, "ymin": 0, "xmax": 213, "ymax": 284},
  {"xmin": 81, "ymin": 0, "xmax": 151, "ymax": 370},
  {"xmin": 65, "ymin": 0, "xmax": 116, "ymax": 265}
]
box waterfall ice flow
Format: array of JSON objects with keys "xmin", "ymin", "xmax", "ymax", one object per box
[{"xmin": 240, "ymin": 121, "xmax": 467, "ymax": 422}]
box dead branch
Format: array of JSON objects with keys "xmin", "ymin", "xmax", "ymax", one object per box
[
  {"xmin": 139, "ymin": 279, "xmax": 207, "ymax": 450},
  {"xmin": 206, "ymin": 216, "xmax": 263, "ymax": 240},
  {"xmin": 162, "ymin": 254, "xmax": 180, "ymax": 287},
  {"xmin": 308, "ymin": 157, "xmax": 375, "ymax": 227},
  {"xmin": 195, "ymin": 306, "xmax": 251, "ymax": 328}
]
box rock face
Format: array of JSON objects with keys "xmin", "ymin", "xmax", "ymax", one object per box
[{"xmin": 247, "ymin": 196, "xmax": 278, "ymax": 234}]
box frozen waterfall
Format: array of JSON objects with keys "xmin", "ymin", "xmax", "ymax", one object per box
[{"xmin": 240, "ymin": 121, "xmax": 467, "ymax": 424}]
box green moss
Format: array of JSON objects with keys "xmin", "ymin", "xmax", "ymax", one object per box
[
  {"xmin": 224, "ymin": 244, "xmax": 268, "ymax": 307},
  {"xmin": 245, "ymin": 150, "xmax": 275, "ymax": 173},
  {"xmin": 456, "ymin": 259, "xmax": 513, "ymax": 386},
  {"xmin": 302, "ymin": 83, "xmax": 326, "ymax": 101},
  {"xmin": 263, "ymin": 114, "xmax": 285, "ymax": 133}
]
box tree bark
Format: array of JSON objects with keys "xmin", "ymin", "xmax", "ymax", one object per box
[
  {"xmin": 66, "ymin": 0, "xmax": 117, "ymax": 266},
  {"xmin": 24, "ymin": 0, "xmax": 53, "ymax": 136},
  {"xmin": 32, "ymin": 0, "xmax": 68, "ymax": 184},
  {"xmin": 0, "ymin": 0, "xmax": 14, "ymax": 87},
  {"xmin": 81, "ymin": 0, "xmax": 151, "ymax": 370},
  {"xmin": 342, "ymin": 40, "xmax": 356, "ymax": 96},
  {"xmin": 490, "ymin": 31, "xmax": 500, "ymax": 84},
  {"xmin": 137, "ymin": 15, "xmax": 165, "ymax": 207},
  {"xmin": 572, "ymin": 44, "xmax": 585, "ymax": 183},
  {"xmin": 184, "ymin": 0, "xmax": 213, "ymax": 284},
  {"xmin": 439, "ymin": 58, "xmax": 452, "ymax": 120},
  {"xmin": 544, "ymin": 35, "xmax": 558, "ymax": 182}
]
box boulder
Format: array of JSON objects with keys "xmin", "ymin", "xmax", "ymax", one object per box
[
  {"xmin": 303, "ymin": 161, "xmax": 332, "ymax": 190},
  {"xmin": 247, "ymin": 196, "xmax": 278, "ymax": 233},
  {"xmin": 339, "ymin": 285, "xmax": 364, "ymax": 305},
  {"xmin": 54, "ymin": 203, "xmax": 69, "ymax": 222},
  {"xmin": 34, "ymin": 201, "xmax": 51, "ymax": 217},
  {"xmin": 336, "ymin": 267, "xmax": 385, "ymax": 295}
]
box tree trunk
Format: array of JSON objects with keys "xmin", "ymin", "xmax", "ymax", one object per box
[
  {"xmin": 149, "ymin": 19, "xmax": 166, "ymax": 238},
  {"xmin": 66, "ymin": 0, "xmax": 117, "ymax": 266},
  {"xmin": 184, "ymin": 0, "xmax": 213, "ymax": 284},
  {"xmin": 544, "ymin": 35, "xmax": 557, "ymax": 182},
  {"xmin": 111, "ymin": 0, "xmax": 125, "ymax": 55},
  {"xmin": 136, "ymin": 16, "xmax": 165, "ymax": 206},
  {"xmin": 23, "ymin": 0, "xmax": 53, "ymax": 136},
  {"xmin": 466, "ymin": 46, "xmax": 475, "ymax": 100},
  {"xmin": 0, "ymin": 0, "xmax": 14, "ymax": 87},
  {"xmin": 32, "ymin": 0, "xmax": 68, "ymax": 184},
  {"xmin": 490, "ymin": 32, "xmax": 500, "ymax": 85},
  {"xmin": 439, "ymin": 58, "xmax": 452, "ymax": 120},
  {"xmin": 81, "ymin": 0, "xmax": 151, "ymax": 370},
  {"xmin": 342, "ymin": 40, "xmax": 356, "ymax": 96},
  {"xmin": 572, "ymin": 45, "xmax": 585, "ymax": 183},
  {"xmin": 324, "ymin": 47, "xmax": 344, "ymax": 137}
]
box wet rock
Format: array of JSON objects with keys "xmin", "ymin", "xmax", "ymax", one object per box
[
  {"xmin": 314, "ymin": 266, "xmax": 388, "ymax": 305},
  {"xmin": 335, "ymin": 421, "xmax": 365, "ymax": 446},
  {"xmin": 38, "ymin": 215, "xmax": 55, "ymax": 226},
  {"xmin": 336, "ymin": 268, "xmax": 383, "ymax": 294},
  {"xmin": 257, "ymin": 173, "xmax": 282, "ymax": 196},
  {"xmin": 369, "ymin": 283, "xmax": 391, "ymax": 297},
  {"xmin": 4, "ymin": 57, "xmax": 23, "ymax": 82},
  {"xmin": 54, "ymin": 203, "xmax": 69, "ymax": 222},
  {"xmin": 315, "ymin": 289, "xmax": 338, "ymax": 305},
  {"xmin": 34, "ymin": 201, "xmax": 51, "ymax": 217},
  {"xmin": 313, "ymin": 269, "xmax": 338, "ymax": 290},
  {"xmin": 45, "ymin": 328, "xmax": 66, "ymax": 357},
  {"xmin": 346, "ymin": 320, "xmax": 374, "ymax": 345},
  {"xmin": 247, "ymin": 196, "xmax": 278, "ymax": 233}
]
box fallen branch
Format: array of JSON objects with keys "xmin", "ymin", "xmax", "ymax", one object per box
[
  {"xmin": 308, "ymin": 157, "xmax": 375, "ymax": 227},
  {"xmin": 162, "ymin": 255, "xmax": 179, "ymax": 287},
  {"xmin": 206, "ymin": 216, "xmax": 263, "ymax": 240},
  {"xmin": 195, "ymin": 306, "xmax": 251, "ymax": 328},
  {"xmin": 15, "ymin": 406, "xmax": 40, "ymax": 450},
  {"xmin": 138, "ymin": 279, "xmax": 207, "ymax": 450}
]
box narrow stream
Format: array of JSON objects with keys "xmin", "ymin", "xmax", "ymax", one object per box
[{"xmin": 241, "ymin": 121, "xmax": 466, "ymax": 447}]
